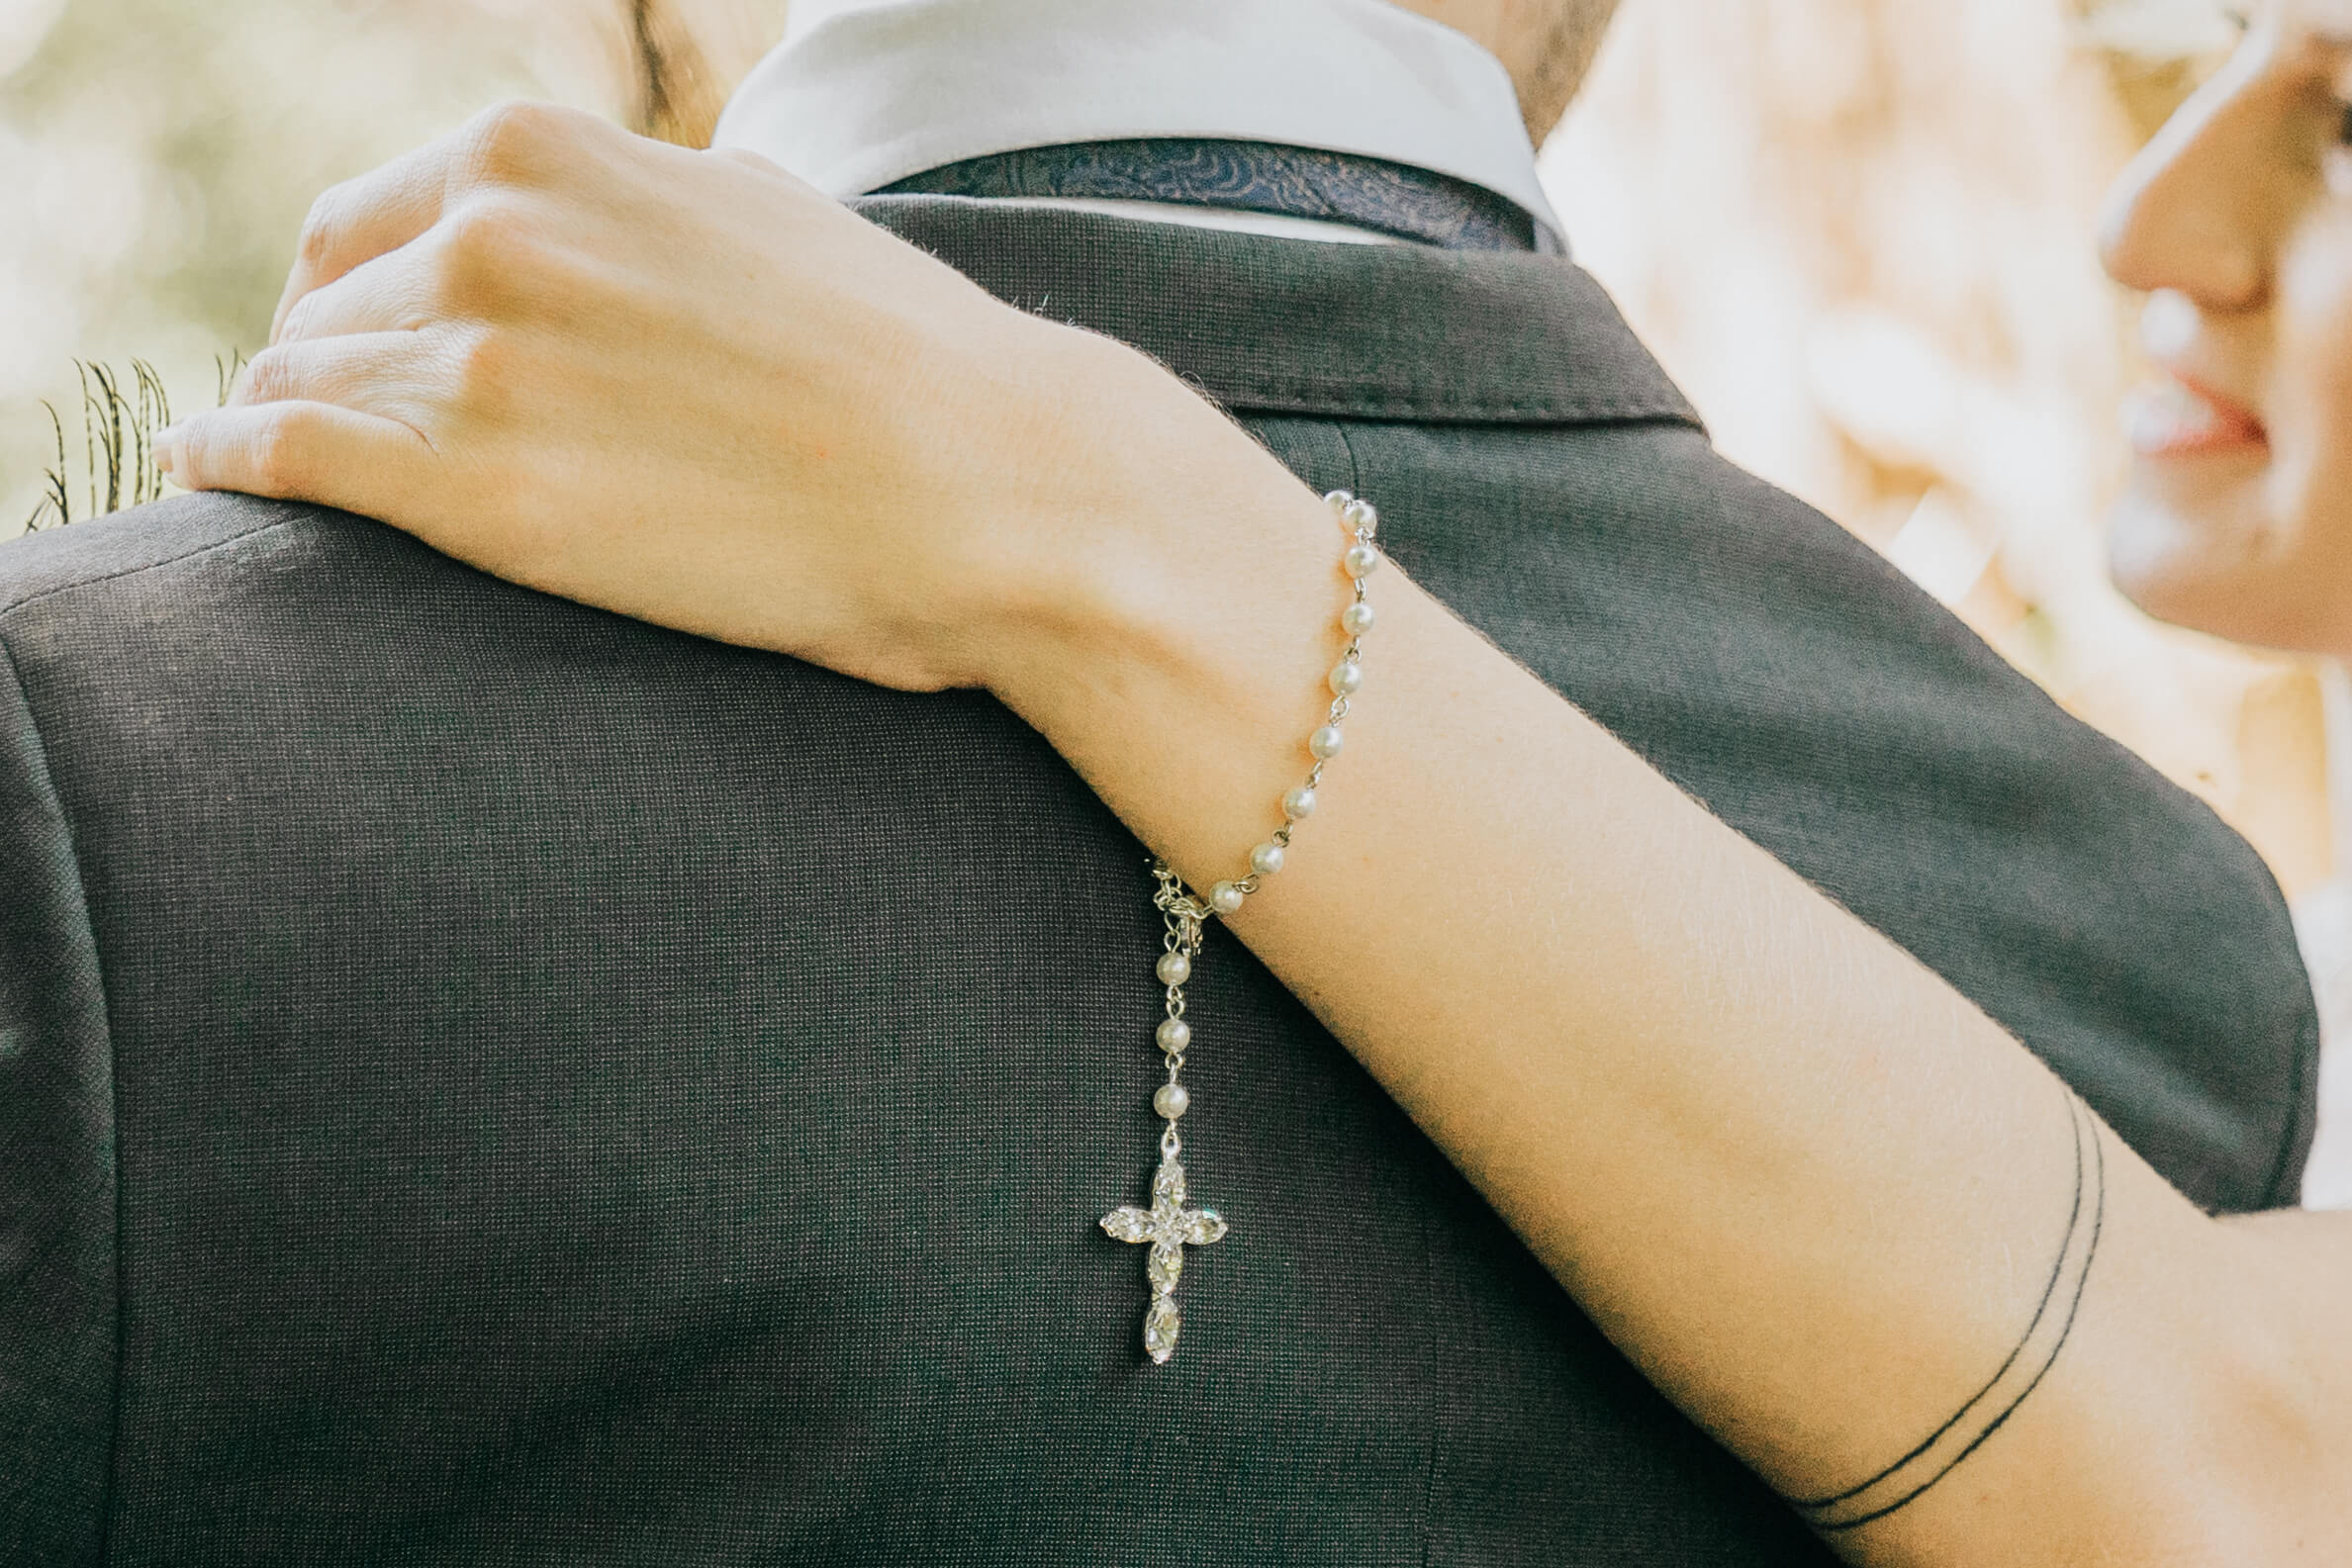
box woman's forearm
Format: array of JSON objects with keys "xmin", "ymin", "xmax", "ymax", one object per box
[
  {"xmin": 989, "ymin": 335, "xmax": 2352, "ymax": 1565},
  {"xmin": 158, "ymin": 105, "xmax": 2349, "ymax": 1556}
]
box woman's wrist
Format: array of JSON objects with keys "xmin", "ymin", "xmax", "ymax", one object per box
[
  {"xmin": 978, "ymin": 326, "xmax": 1342, "ymax": 706},
  {"xmin": 978, "ymin": 330, "xmax": 1354, "ymax": 840},
  {"xmin": 961, "ymin": 324, "xmax": 1367, "ymax": 902}
]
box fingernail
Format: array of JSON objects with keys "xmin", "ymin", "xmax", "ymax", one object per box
[{"xmin": 154, "ymin": 425, "xmax": 179, "ymax": 481}]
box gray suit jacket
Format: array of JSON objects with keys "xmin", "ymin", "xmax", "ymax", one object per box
[{"xmin": 0, "ymin": 199, "xmax": 2316, "ymax": 1565}]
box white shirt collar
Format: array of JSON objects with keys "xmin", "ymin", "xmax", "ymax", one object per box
[{"xmin": 710, "ymin": 0, "xmax": 1561, "ymax": 238}]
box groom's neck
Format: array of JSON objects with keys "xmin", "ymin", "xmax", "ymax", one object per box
[{"xmin": 1382, "ymin": 0, "xmax": 1625, "ymax": 139}]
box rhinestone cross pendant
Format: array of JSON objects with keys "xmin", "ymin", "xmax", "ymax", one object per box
[{"xmin": 1100, "ymin": 1148, "xmax": 1228, "ymax": 1363}]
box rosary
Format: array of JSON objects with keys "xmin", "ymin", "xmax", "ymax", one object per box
[{"xmin": 1098, "ymin": 489, "xmax": 1380, "ymax": 1364}]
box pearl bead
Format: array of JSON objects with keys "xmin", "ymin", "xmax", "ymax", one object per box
[
  {"xmin": 1341, "ymin": 601, "xmax": 1375, "ymax": 636},
  {"xmin": 1250, "ymin": 841, "xmax": 1285, "ymax": 876},
  {"xmin": 1210, "ymin": 880, "xmax": 1246, "ymax": 915},
  {"xmin": 1283, "ymin": 786, "xmax": 1317, "ymax": 820},
  {"xmin": 1342, "ymin": 499, "xmax": 1378, "ymax": 530},
  {"xmin": 1324, "ymin": 489, "xmax": 1354, "ymax": 512},
  {"xmin": 1309, "ymin": 725, "xmax": 1344, "ymax": 760},
  {"xmin": 1329, "ymin": 659, "xmax": 1363, "ymax": 696},
  {"xmin": 1154, "ymin": 1082, "xmax": 1190, "ymax": 1120},
  {"xmin": 1156, "ymin": 1018, "xmax": 1191, "ymax": 1053},
  {"xmin": 1156, "ymin": 950, "xmax": 1190, "ymax": 986},
  {"xmin": 1343, "ymin": 543, "xmax": 1380, "ymax": 578}
]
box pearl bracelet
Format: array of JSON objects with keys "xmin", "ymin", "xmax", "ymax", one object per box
[
  {"xmin": 1098, "ymin": 488, "xmax": 1379, "ymax": 1364},
  {"xmin": 1202, "ymin": 489, "xmax": 1379, "ymax": 916}
]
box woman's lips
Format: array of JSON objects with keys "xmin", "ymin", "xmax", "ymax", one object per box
[{"xmin": 2124, "ymin": 372, "xmax": 2268, "ymax": 458}]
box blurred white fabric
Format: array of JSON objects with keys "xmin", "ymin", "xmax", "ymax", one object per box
[
  {"xmin": 2290, "ymin": 664, "xmax": 2352, "ymax": 1208},
  {"xmin": 711, "ymin": 0, "xmax": 1559, "ymax": 233}
]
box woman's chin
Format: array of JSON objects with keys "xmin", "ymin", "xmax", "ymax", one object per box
[{"xmin": 2106, "ymin": 463, "xmax": 2352, "ymax": 656}]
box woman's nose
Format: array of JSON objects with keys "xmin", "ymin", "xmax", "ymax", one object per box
[{"xmin": 2099, "ymin": 59, "xmax": 2275, "ymax": 311}]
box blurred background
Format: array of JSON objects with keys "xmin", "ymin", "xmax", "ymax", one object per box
[{"xmin": 2, "ymin": 0, "xmax": 2343, "ymax": 1194}]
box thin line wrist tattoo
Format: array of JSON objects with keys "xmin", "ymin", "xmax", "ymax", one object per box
[{"xmin": 1788, "ymin": 1087, "xmax": 2108, "ymax": 1533}]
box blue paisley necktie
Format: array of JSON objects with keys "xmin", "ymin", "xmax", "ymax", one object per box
[{"xmin": 879, "ymin": 138, "xmax": 1559, "ymax": 254}]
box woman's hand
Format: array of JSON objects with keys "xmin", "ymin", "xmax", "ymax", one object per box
[{"xmin": 157, "ymin": 100, "xmax": 1298, "ymax": 693}]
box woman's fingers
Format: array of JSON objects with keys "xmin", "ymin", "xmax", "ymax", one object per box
[
  {"xmin": 274, "ymin": 240, "xmax": 439, "ymax": 345},
  {"xmin": 270, "ymin": 140, "xmax": 456, "ymax": 345},
  {"xmin": 269, "ymin": 100, "xmax": 615, "ymax": 345},
  {"xmin": 166, "ymin": 327, "xmax": 448, "ymax": 512},
  {"xmin": 229, "ymin": 329, "xmax": 459, "ymax": 427},
  {"xmin": 155, "ymin": 400, "xmax": 436, "ymax": 516}
]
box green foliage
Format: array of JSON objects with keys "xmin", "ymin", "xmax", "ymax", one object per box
[
  {"xmin": 0, "ymin": 0, "xmax": 618, "ymax": 536},
  {"xmin": 23, "ymin": 352, "xmax": 242, "ymax": 530}
]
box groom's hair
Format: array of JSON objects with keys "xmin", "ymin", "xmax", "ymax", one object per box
[
  {"xmin": 1518, "ymin": 0, "xmax": 1625, "ymax": 139},
  {"xmin": 624, "ymin": 0, "xmax": 732, "ymax": 148}
]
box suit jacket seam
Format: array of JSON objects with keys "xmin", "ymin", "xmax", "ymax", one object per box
[
  {"xmin": 1222, "ymin": 393, "xmax": 1703, "ymax": 426},
  {"xmin": 1330, "ymin": 421, "xmax": 1364, "ymax": 499},
  {"xmin": 0, "ymin": 633, "xmax": 124, "ymax": 1564},
  {"xmin": 0, "ymin": 513, "xmax": 297, "ymax": 627}
]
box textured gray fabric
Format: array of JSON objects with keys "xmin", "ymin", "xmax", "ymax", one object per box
[
  {"xmin": 858, "ymin": 195, "xmax": 1694, "ymax": 426},
  {"xmin": 0, "ymin": 198, "xmax": 2316, "ymax": 1566},
  {"xmin": 0, "ymin": 631, "xmax": 118, "ymax": 1568}
]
